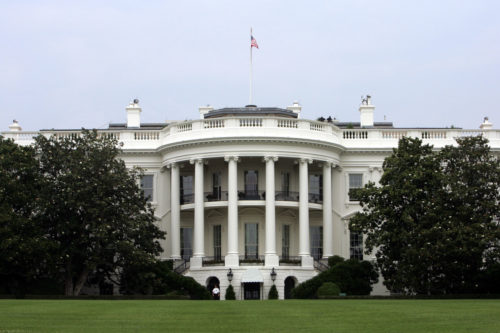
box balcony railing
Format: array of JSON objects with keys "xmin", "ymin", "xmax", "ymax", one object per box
[
  {"xmin": 180, "ymin": 193, "xmax": 194, "ymax": 205},
  {"xmin": 279, "ymin": 256, "xmax": 301, "ymax": 265},
  {"xmin": 275, "ymin": 191, "xmax": 299, "ymax": 201},
  {"xmin": 202, "ymin": 256, "xmax": 225, "ymax": 266},
  {"xmin": 238, "ymin": 190, "xmax": 265, "ymax": 200},
  {"xmin": 308, "ymin": 193, "xmax": 323, "ymax": 204},
  {"xmin": 204, "ymin": 191, "xmax": 228, "ymax": 202},
  {"xmin": 239, "ymin": 255, "xmax": 265, "ymax": 265}
]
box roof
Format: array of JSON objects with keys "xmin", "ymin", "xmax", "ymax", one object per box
[
  {"xmin": 204, "ymin": 106, "xmax": 298, "ymax": 119},
  {"xmin": 108, "ymin": 123, "xmax": 168, "ymax": 130}
]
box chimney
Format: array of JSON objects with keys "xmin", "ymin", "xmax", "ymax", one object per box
[
  {"xmin": 8, "ymin": 119, "xmax": 22, "ymax": 132},
  {"xmin": 126, "ymin": 99, "xmax": 141, "ymax": 128},
  {"xmin": 480, "ymin": 117, "xmax": 493, "ymax": 130},
  {"xmin": 199, "ymin": 105, "xmax": 214, "ymax": 119},
  {"xmin": 287, "ymin": 101, "xmax": 302, "ymax": 118},
  {"xmin": 359, "ymin": 95, "xmax": 375, "ymax": 128}
]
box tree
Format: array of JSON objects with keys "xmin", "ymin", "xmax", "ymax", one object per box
[
  {"xmin": 350, "ymin": 136, "xmax": 500, "ymax": 294},
  {"xmin": 225, "ymin": 285, "xmax": 236, "ymax": 300},
  {"xmin": 34, "ymin": 130, "xmax": 166, "ymax": 296},
  {"xmin": 0, "ymin": 137, "xmax": 53, "ymax": 296},
  {"xmin": 268, "ymin": 284, "xmax": 278, "ymax": 299}
]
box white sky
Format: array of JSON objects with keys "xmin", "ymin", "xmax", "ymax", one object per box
[{"xmin": 1, "ymin": 0, "xmax": 499, "ymax": 131}]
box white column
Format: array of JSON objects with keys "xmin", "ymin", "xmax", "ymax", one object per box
[
  {"xmin": 225, "ymin": 156, "xmax": 239, "ymax": 266},
  {"xmin": 170, "ymin": 163, "xmax": 181, "ymax": 259},
  {"xmin": 299, "ymin": 158, "xmax": 313, "ymax": 267},
  {"xmin": 264, "ymin": 156, "xmax": 279, "ymax": 266},
  {"xmin": 191, "ymin": 159, "xmax": 205, "ymax": 267},
  {"xmin": 322, "ymin": 162, "xmax": 333, "ymax": 258}
]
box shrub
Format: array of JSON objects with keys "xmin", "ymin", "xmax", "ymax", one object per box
[
  {"xmin": 317, "ymin": 282, "xmax": 341, "ymax": 298},
  {"xmin": 268, "ymin": 284, "xmax": 279, "ymax": 299},
  {"xmin": 328, "ymin": 255, "xmax": 345, "ymax": 267},
  {"xmin": 291, "ymin": 259, "xmax": 378, "ymax": 298},
  {"xmin": 225, "ymin": 285, "xmax": 236, "ymax": 300}
]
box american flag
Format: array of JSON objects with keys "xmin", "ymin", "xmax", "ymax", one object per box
[{"xmin": 251, "ymin": 35, "xmax": 259, "ymax": 49}]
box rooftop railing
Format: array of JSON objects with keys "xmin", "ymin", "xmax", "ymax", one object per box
[{"xmin": 2, "ymin": 116, "xmax": 499, "ymax": 149}]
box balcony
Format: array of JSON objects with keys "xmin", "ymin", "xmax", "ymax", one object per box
[
  {"xmin": 204, "ymin": 191, "xmax": 228, "ymax": 202},
  {"xmin": 238, "ymin": 190, "xmax": 265, "ymax": 200}
]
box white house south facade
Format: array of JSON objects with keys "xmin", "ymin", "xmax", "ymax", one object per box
[{"xmin": 4, "ymin": 98, "xmax": 499, "ymax": 299}]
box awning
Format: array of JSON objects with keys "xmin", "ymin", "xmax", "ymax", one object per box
[{"xmin": 241, "ymin": 268, "xmax": 264, "ymax": 283}]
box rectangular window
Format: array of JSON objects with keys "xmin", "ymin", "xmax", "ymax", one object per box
[
  {"xmin": 350, "ymin": 231, "xmax": 363, "ymax": 260},
  {"xmin": 245, "ymin": 223, "xmax": 259, "ymax": 259},
  {"xmin": 281, "ymin": 172, "xmax": 290, "ymax": 195},
  {"xmin": 244, "ymin": 170, "xmax": 259, "ymax": 199},
  {"xmin": 180, "ymin": 227, "xmax": 193, "ymax": 260},
  {"xmin": 309, "ymin": 174, "xmax": 323, "ymax": 203},
  {"xmin": 140, "ymin": 175, "xmax": 154, "ymax": 202},
  {"xmin": 282, "ymin": 225, "xmax": 290, "ymax": 260},
  {"xmin": 212, "ymin": 172, "xmax": 222, "ymax": 200},
  {"xmin": 180, "ymin": 175, "xmax": 193, "ymax": 204},
  {"xmin": 348, "ymin": 173, "xmax": 363, "ymax": 201},
  {"xmin": 213, "ymin": 225, "xmax": 222, "ymax": 262},
  {"xmin": 310, "ymin": 226, "xmax": 323, "ymax": 260}
]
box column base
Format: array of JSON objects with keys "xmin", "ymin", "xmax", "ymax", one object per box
[
  {"xmin": 224, "ymin": 253, "xmax": 239, "ymax": 267},
  {"xmin": 264, "ymin": 254, "xmax": 279, "ymax": 267},
  {"xmin": 190, "ymin": 256, "xmax": 203, "ymax": 268},
  {"xmin": 301, "ymin": 256, "xmax": 314, "ymax": 268}
]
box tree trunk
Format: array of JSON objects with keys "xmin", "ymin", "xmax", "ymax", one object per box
[
  {"xmin": 64, "ymin": 261, "xmax": 74, "ymax": 296},
  {"xmin": 73, "ymin": 267, "xmax": 90, "ymax": 296}
]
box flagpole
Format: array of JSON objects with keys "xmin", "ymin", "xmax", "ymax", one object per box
[{"xmin": 249, "ymin": 27, "xmax": 253, "ymax": 105}]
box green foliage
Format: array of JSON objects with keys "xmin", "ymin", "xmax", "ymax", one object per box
[
  {"xmin": 317, "ymin": 282, "xmax": 340, "ymax": 298},
  {"xmin": 0, "ymin": 136, "xmax": 54, "ymax": 297},
  {"xmin": 292, "ymin": 259, "xmax": 377, "ymax": 298},
  {"xmin": 32, "ymin": 130, "xmax": 166, "ymax": 296},
  {"xmin": 268, "ymin": 284, "xmax": 279, "ymax": 299},
  {"xmin": 225, "ymin": 285, "xmax": 236, "ymax": 300},
  {"xmin": 328, "ymin": 255, "xmax": 345, "ymax": 267},
  {"xmin": 351, "ymin": 136, "xmax": 500, "ymax": 294},
  {"xmin": 120, "ymin": 259, "xmax": 209, "ymax": 299}
]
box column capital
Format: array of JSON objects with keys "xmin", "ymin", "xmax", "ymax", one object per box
[
  {"xmin": 297, "ymin": 158, "xmax": 313, "ymax": 164},
  {"xmin": 369, "ymin": 166, "xmax": 382, "ymax": 173},
  {"xmin": 263, "ymin": 156, "xmax": 278, "ymax": 163},
  {"xmin": 190, "ymin": 158, "xmax": 207, "ymax": 165},
  {"xmin": 319, "ymin": 160, "xmax": 335, "ymax": 168},
  {"xmin": 166, "ymin": 162, "xmax": 184, "ymax": 169},
  {"xmin": 160, "ymin": 165, "xmax": 169, "ymax": 173},
  {"xmin": 224, "ymin": 155, "xmax": 240, "ymax": 163}
]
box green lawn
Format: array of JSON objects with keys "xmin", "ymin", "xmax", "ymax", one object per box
[{"xmin": 0, "ymin": 299, "xmax": 499, "ymax": 333}]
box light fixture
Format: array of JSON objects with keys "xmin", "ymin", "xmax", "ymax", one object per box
[
  {"xmin": 270, "ymin": 267, "xmax": 277, "ymax": 282},
  {"xmin": 227, "ymin": 268, "xmax": 233, "ymax": 282}
]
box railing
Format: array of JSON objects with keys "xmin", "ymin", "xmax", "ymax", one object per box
[
  {"xmin": 421, "ymin": 131, "xmax": 447, "ymax": 139},
  {"xmin": 204, "ymin": 119, "xmax": 225, "ymax": 128},
  {"xmin": 343, "ymin": 130, "xmax": 368, "ymax": 139},
  {"xmin": 382, "ymin": 131, "xmax": 407, "ymax": 139},
  {"xmin": 275, "ymin": 191, "xmax": 299, "ymax": 201},
  {"xmin": 202, "ymin": 256, "xmax": 225, "ymax": 266},
  {"xmin": 177, "ymin": 123, "xmax": 192, "ymax": 132},
  {"xmin": 204, "ymin": 191, "xmax": 228, "ymax": 202},
  {"xmin": 239, "ymin": 118, "xmax": 263, "ymax": 127},
  {"xmin": 238, "ymin": 190, "xmax": 265, "ymax": 200},
  {"xmin": 239, "ymin": 255, "xmax": 265, "ymax": 265},
  {"xmin": 310, "ymin": 123, "xmax": 325, "ymax": 131},
  {"xmin": 180, "ymin": 193, "xmax": 194, "ymax": 205},
  {"xmin": 308, "ymin": 193, "xmax": 323, "ymax": 204},
  {"xmin": 134, "ymin": 131, "xmax": 159, "ymax": 140},
  {"xmin": 277, "ymin": 119, "xmax": 298, "ymax": 128},
  {"xmin": 279, "ymin": 256, "xmax": 301, "ymax": 265},
  {"xmin": 173, "ymin": 259, "xmax": 190, "ymax": 274},
  {"xmin": 314, "ymin": 258, "xmax": 330, "ymax": 272}
]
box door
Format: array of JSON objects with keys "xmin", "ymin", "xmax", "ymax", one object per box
[{"xmin": 244, "ymin": 283, "xmax": 261, "ymax": 300}]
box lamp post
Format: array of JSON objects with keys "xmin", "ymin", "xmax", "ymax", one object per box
[
  {"xmin": 270, "ymin": 267, "xmax": 277, "ymax": 283},
  {"xmin": 227, "ymin": 268, "xmax": 233, "ymax": 284}
]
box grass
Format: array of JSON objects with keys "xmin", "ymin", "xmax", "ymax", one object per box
[{"xmin": 0, "ymin": 299, "xmax": 499, "ymax": 333}]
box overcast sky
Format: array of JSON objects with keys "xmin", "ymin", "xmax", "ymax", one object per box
[{"xmin": 1, "ymin": 1, "xmax": 499, "ymax": 131}]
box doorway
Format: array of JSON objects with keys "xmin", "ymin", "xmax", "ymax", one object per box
[
  {"xmin": 243, "ymin": 283, "xmax": 261, "ymax": 300},
  {"xmin": 284, "ymin": 276, "xmax": 296, "ymax": 299},
  {"xmin": 207, "ymin": 276, "xmax": 220, "ymax": 300}
]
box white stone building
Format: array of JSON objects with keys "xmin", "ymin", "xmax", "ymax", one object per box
[{"xmin": 3, "ymin": 98, "xmax": 499, "ymax": 299}]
